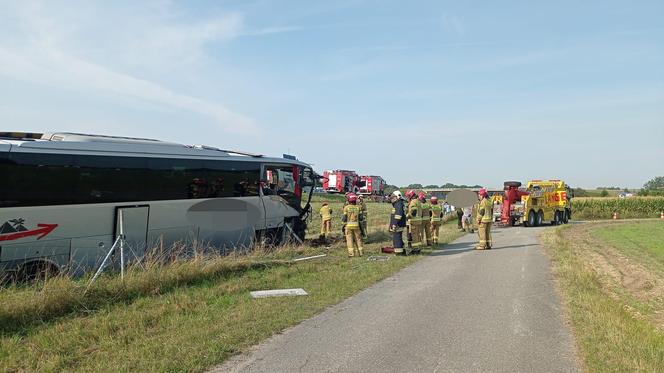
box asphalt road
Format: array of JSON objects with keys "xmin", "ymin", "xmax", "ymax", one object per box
[{"xmin": 214, "ymin": 226, "xmax": 579, "ymax": 373}]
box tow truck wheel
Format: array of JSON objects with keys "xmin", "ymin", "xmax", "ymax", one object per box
[
  {"xmin": 536, "ymin": 210, "xmax": 544, "ymax": 227},
  {"xmin": 526, "ymin": 210, "xmax": 536, "ymax": 227},
  {"xmin": 552, "ymin": 211, "xmax": 560, "ymax": 225}
]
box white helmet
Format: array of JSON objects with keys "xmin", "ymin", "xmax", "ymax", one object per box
[{"xmin": 391, "ymin": 190, "xmax": 402, "ymax": 199}]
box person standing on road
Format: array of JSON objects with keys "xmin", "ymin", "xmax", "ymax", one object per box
[
  {"xmin": 456, "ymin": 205, "xmax": 464, "ymax": 231},
  {"xmin": 419, "ymin": 192, "xmax": 432, "ymax": 246},
  {"xmin": 343, "ymin": 193, "xmax": 364, "ymax": 257},
  {"xmin": 429, "ymin": 196, "xmax": 443, "ymax": 244},
  {"xmin": 319, "ymin": 203, "xmax": 333, "ymax": 239},
  {"xmin": 406, "ymin": 190, "xmax": 422, "ymax": 252},
  {"xmin": 389, "ymin": 191, "xmax": 407, "ymax": 254},
  {"xmin": 475, "ymin": 188, "xmax": 493, "ymax": 250}
]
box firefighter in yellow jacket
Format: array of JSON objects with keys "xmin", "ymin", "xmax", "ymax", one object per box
[
  {"xmin": 475, "ymin": 188, "xmax": 493, "ymax": 250},
  {"xmin": 429, "ymin": 196, "xmax": 443, "ymax": 244},
  {"xmin": 319, "ymin": 202, "xmax": 332, "ymax": 239},
  {"xmin": 405, "ymin": 190, "xmax": 422, "ymax": 252},
  {"xmin": 419, "ymin": 192, "xmax": 432, "ymax": 246},
  {"xmin": 343, "ymin": 193, "xmax": 364, "ymax": 257}
]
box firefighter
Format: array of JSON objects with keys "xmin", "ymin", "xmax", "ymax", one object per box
[
  {"xmin": 475, "ymin": 188, "xmax": 493, "ymax": 250},
  {"xmin": 430, "ymin": 196, "xmax": 443, "ymax": 244},
  {"xmin": 357, "ymin": 194, "xmax": 368, "ymax": 239},
  {"xmin": 405, "ymin": 190, "xmax": 422, "ymax": 252},
  {"xmin": 419, "ymin": 192, "xmax": 432, "ymax": 246},
  {"xmin": 389, "ymin": 191, "xmax": 407, "ymax": 254},
  {"xmin": 319, "ymin": 202, "xmax": 333, "ymax": 239},
  {"xmin": 343, "ymin": 193, "xmax": 364, "ymax": 257}
]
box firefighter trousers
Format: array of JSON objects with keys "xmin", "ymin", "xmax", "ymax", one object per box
[
  {"xmin": 392, "ymin": 229, "xmax": 404, "ymax": 252},
  {"xmin": 345, "ymin": 227, "xmax": 364, "ymax": 257},
  {"xmin": 409, "ymin": 222, "xmax": 422, "ymax": 249},
  {"xmin": 477, "ymin": 222, "xmax": 492, "ymax": 249},
  {"xmin": 422, "ymin": 221, "xmax": 432, "ymax": 245},
  {"xmin": 430, "ymin": 222, "xmax": 441, "ymax": 244},
  {"xmin": 321, "ymin": 219, "xmax": 332, "ymax": 237}
]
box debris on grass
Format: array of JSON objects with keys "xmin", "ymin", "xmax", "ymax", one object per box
[{"xmin": 250, "ymin": 288, "xmax": 308, "ymax": 298}]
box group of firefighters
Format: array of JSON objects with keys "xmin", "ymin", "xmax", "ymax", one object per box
[{"xmin": 319, "ymin": 188, "xmax": 494, "ymax": 257}]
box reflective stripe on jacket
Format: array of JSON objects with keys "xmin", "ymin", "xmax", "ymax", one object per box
[{"xmin": 343, "ymin": 204, "xmax": 361, "ymax": 228}]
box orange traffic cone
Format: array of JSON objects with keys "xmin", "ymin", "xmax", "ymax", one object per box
[{"xmin": 613, "ymin": 212, "xmax": 618, "ymax": 220}]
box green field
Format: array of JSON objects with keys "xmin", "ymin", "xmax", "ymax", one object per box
[
  {"xmin": 0, "ymin": 199, "xmax": 463, "ymax": 372},
  {"xmin": 572, "ymin": 197, "xmax": 664, "ymax": 220},
  {"xmin": 592, "ymin": 221, "xmax": 664, "ymax": 271},
  {"xmin": 543, "ymin": 221, "xmax": 664, "ymax": 372}
]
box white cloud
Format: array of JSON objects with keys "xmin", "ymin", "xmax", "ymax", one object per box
[
  {"xmin": 0, "ymin": 1, "xmax": 256, "ymax": 133},
  {"xmin": 441, "ymin": 13, "xmax": 465, "ymax": 36}
]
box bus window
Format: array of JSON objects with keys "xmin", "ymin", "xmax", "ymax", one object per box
[{"xmin": 263, "ymin": 165, "xmax": 301, "ymax": 209}]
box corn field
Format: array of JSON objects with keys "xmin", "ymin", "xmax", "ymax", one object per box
[{"xmin": 572, "ymin": 197, "xmax": 664, "ymax": 220}]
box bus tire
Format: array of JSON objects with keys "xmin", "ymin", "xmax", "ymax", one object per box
[
  {"xmin": 17, "ymin": 261, "xmax": 59, "ymax": 283},
  {"xmin": 552, "ymin": 211, "xmax": 561, "ymax": 225}
]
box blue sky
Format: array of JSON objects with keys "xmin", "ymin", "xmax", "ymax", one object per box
[{"xmin": 0, "ymin": 0, "xmax": 662, "ymax": 188}]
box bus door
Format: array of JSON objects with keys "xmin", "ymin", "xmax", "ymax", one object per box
[{"xmin": 115, "ymin": 205, "xmax": 149, "ymax": 263}]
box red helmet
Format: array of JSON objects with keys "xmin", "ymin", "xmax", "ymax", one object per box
[
  {"xmin": 418, "ymin": 192, "xmax": 426, "ymax": 201},
  {"xmin": 347, "ymin": 193, "xmax": 358, "ymax": 203},
  {"xmin": 405, "ymin": 190, "xmax": 416, "ymax": 200},
  {"xmin": 478, "ymin": 188, "xmax": 488, "ymax": 198},
  {"xmin": 430, "ymin": 196, "xmax": 438, "ymax": 204}
]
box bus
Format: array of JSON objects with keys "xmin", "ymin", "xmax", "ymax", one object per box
[{"xmin": 0, "ymin": 132, "xmax": 316, "ymax": 280}]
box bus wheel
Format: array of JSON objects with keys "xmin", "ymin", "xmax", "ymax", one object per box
[
  {"xmin": 526, "ymin": 210, "xmax": 536, "ymax": 227},
  {"xmin": 17, "ymin": 261, "xmax": 59, "ymax": 283},
  {"xmin": 536, "ymin": 210, "xmax": 544, "ymax": 227}
]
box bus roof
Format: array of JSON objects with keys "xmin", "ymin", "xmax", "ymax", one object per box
[{"xmin": 0, "ymin": 132, "xmax": 310, "ymax": 167}]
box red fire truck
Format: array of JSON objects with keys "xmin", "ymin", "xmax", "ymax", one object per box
[
  {"xmin": 359, "ymin": 175, "xmax": 387, "ymax": 196},
  {"xmin": 322, "ymin": 170, "xmax": 360, "ymax": 194}
]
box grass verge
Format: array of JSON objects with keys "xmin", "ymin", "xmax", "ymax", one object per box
[
  {"xmin": 542, "ymin": 221, "xmax": 664, "ymax": 372},
  {"xmin": 0, "ymin": 221, "xmax": 462, "ymax": 372}
]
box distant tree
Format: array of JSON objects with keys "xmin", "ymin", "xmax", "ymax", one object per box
[
  {"xmin": 574, "ymin": 188, "xmax": 588, "ymax": 197},
  {"xmin": 623, "ymin": 188, "xmax": 629, "ymax": 193},
  {"xmin": 384, "ymin": 184, "xmax": 399, "ymax": 195},
  {"xmin": 424, "ymin": 184, "xmax": 439, "ymax": 189},
  {"xmin": 600, "ymin": 189, "xmax": 609, "ymax": 197},
  {"xmin": 440, "ymin": 183, "xmax": 482, "ymax": 189},
  {"xmin": 643, "ymin": 176, "xmax": 664, "ymax": 190},
  {"xmin": 406, "ymin": 184, "xmax": 423, "ymax": 189}
]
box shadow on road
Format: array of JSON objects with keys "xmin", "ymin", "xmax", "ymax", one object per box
[
  {"xmin": 491, "ymin": 243, "xmax": 538, "ymax": 250},
  {"xmin": 429, "ymin": 241, "xmax": 476, "ymax": 256}
]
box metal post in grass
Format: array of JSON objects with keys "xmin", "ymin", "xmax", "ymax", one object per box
[
  {"xmin": 119, "ymin": 210, "xmax": 125, "ymax": 281},
  {"xmin": 86, "ymin": 235, "xmax": 122, "ymax": 292}
]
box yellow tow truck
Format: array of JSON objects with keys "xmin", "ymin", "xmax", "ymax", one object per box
[{"xmin": 519, "ymin": 180, "xmax": 573, "ymax": 227}]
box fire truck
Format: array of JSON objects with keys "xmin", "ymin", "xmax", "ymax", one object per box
[
  {"xmin": 359, "ymin": 175, "xmax": 386, "ymax": 196},
  {"xmin": 502, "ymin": 180, "xmax": 573, "ymax": 227},
  {"xmin": 322, "ymin": 170, "xmax": 359, "ymax": 194}
]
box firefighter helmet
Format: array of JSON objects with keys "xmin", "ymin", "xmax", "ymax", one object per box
[
  {"xmin": 392, "ymin": 190, "xmax": 402, "ymax": 199},
  {"xmin": 347, "ymin": 193, "xmax": 358, "ymax": 203},
  {"xmin": 478, "ymin": 188, "xmax": 488, "ymax": 198},
  {"xmin": 418, "ymin": 192, "xmax": 426, "ymax": 201},
  {"xmin": 405, "ymin": 190, "xmax": 416, "ymax": 200},
  {"xmin": 430, "ymin": 196, "xmax": 438, "ymax": 204}
]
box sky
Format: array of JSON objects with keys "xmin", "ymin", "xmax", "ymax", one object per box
[{"xmin": 0, "ymin": 0, "xmax": 662, "ymax": 189}]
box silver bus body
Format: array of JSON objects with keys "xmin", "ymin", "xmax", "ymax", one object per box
[{"xmin": 0, "ymin": 133, "xmax": 314, "ymax": 277}]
